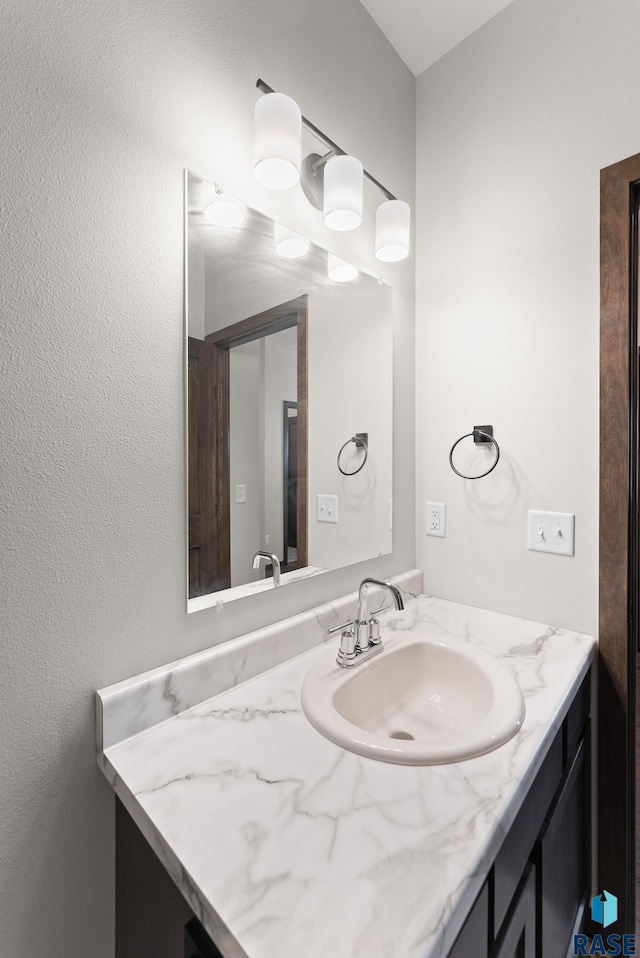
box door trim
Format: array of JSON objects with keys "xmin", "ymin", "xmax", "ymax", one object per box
[
  {"xmin": 206, "ymin": 296, "xmax": 308, "ymax": 589},
  {"xmin": 599, "ymin": 151, "xmax": 640, "ymax": 930}
]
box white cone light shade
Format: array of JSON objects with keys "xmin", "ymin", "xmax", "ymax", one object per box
[
  {"xmin": 328, "ymin": 253, "xmax": 358, "ymax": 283},
  {"xmin": 375, "ymin": 199, "xmax": 410, "ymax": 261},
  {"xmin": 204, "ymin": 198, "xmax": 245, "ymax": 227},
  {"xmin": 274, "ymin": 223, "xmax": 310, "ymax": 258},
  {"xmin": 324, "ymin": 155, "xmax": 363, "ymax": 231},
  {"xmin": 254, "ymin": 93, "xmax": 302, "ymax": 190}
]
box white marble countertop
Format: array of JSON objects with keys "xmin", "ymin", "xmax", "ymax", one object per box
[
  {"xmin": 187, "ymin": 566, "xmax": 326, "ymax": 614},
  {"xmin": 97, "ymin": 586, "xmax": 595, "ymax": 958}
]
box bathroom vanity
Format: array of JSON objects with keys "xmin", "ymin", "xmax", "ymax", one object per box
[{"xmin": 96, "ymin": 572, "xmax": 596, "ymax": 958}]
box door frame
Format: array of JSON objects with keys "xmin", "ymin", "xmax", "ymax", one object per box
[
  {"xmin": 281, "ymin": 399, "xmax": 298, "ymax": 573},
  {"xmin": 205, "ymin": 295, "xmax": 308, "ymax": 589},
  {"xmin": 599, "ymin": 152, "xmax": 640, "ymax": 930}
]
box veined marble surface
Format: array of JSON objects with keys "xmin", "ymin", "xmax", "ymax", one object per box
[
  {"xmin": 97, "ymin": 569, "xmax": 423, "ymax": 750},
  {"xmin": 187, "ymin": 565, "xmax": 326, "ymax": 614},
  {"xmin": 97, "ymin": 591, "xmax": 596, "ymax": 958}
]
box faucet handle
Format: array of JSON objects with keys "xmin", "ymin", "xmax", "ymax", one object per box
[
  {"xmin": 336, "ymin": 627, "xmax": 356, "ymax": 668},
  {"xmin": 368, "ymin": 616, "xmax": 381, "ymax": 645},
  {"xmin": 327, "ymin": 619, "xmax": 355, "ymax": 637}
]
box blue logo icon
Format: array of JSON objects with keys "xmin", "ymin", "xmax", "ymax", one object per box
[{"xmin": 591, "ymin": 890, "xmax": 618, "ymax": 928}]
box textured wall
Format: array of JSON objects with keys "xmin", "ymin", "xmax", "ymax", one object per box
[
  {"xmin": 0, "ymin": 1, "xmax": 415, "ymax": 955},
  {"xmin": 416, "ymin": 0, "xmax": 640, "ymax": 635}
]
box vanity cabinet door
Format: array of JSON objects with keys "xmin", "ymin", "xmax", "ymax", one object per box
[
  {"xmin": 535, "ymin": 734, "xmax": 588, "ymax": 958},
  {"xmin": 490, "ymin": 862, "xmax": 536, "ymax": 958},
  {"xmin": 185, "ymin": 918, "xmax": 224, "ymax": 958},
  {"xmin": 492, "ymin": 733, "xmax": 563, "ymax": 934},
  {"xmin": 447, "ymin": 881, "xmax": 489, "ymax": 958}
]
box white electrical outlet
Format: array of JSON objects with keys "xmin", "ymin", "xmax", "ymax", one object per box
[
  {"xmin": 527, "ymin": 510, "xmax": 575, "ymax": 556},
  {"xmin": 426, "ymin": 502, "xmax": 446, "ymax": 538},
  {"xmin": 235, "ymin": 484, "xmax": 246, "ymax": 504},
  {"xmin": 317, "ymin": 494, "xmax": 338, "ymax": 523}
]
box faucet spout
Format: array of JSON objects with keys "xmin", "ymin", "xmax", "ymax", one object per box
[
  {"xmin": 335, "ymin": 577, "xmax": 405, "ymax": 668},
  {"xmin": 252, "ymin": 551, "xmax": 281, "ymax": 587},
  {"xmin": 355, "ymin": 577, "xmax": 404, "ymax": 651}
]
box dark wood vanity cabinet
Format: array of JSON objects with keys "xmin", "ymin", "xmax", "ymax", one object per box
[
  {"xmin": 185, "ymin": 918, "xmax": 224, "ymax": 958},
  {"xmin": 492, "ymin": 863, "xmax": 537, "ymax": 958},
  {"xmin": 448, "ymin": 668, "xmax": 591, "ymax": 958},
  {"xmin": 116, "ymin": 669, "xmax": 591, "ymax": 958}
]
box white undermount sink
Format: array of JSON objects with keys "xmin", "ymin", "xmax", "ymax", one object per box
[{"xmin": 301, "ymin": 632, "xmax": 525, "ymax": 765}]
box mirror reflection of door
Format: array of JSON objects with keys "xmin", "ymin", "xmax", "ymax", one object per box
[
  {"xmin": 282, "ymin": 402, "xmax": 298, "ymax": 572},
  {"xmin": 188, "ymin": 296, "xmax": 308, "ymax": 598}
]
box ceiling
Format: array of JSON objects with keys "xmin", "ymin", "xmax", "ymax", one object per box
[{"xmin": 358, "ymin": 0, "xmax": 517, "ymax": 76}]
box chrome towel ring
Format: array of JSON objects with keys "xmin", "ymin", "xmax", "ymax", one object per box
[
  {"xmin": 337, "ymin": 433, "xmax": 369, "ymax": 476},
  {"xmin": 449, "ymin": 425, "xmax": 500, "ymax": 480}
]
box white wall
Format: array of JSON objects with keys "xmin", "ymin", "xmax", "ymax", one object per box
[
  {"xmin": 229, "ymin": 341, "xmax": 262, "ymax": 585},
  {"xmin": 416, "ymin": 0, "xmax": 640, "ymax": 636},
  {"xmin": 308, "ymin": 278, "xmax": 393, "ymax": 569},
  {"xmin": 262, "ymin": 336, "xmax": 297, "ymax": 562},
  {"xmin": 0, "ymin": 1, "xmax": 414, "ymax": 955}
]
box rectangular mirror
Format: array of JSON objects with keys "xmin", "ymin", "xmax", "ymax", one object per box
[{"xmin": 186, "ymin": 171, "xmax": 393, "ymax": 611}]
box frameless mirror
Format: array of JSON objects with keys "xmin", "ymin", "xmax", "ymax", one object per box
[{"xmin": 186, "ymin": 171, "xmax": 393, "ymax": 610}]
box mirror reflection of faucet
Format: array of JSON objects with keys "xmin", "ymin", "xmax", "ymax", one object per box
[{"xmin": 252, "ymin": 551, "xmax": 281, "ymax": 588}]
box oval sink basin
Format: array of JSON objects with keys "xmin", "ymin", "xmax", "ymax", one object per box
[{"xmin": 301, "ymin": 632, "xmax": 525, "ymax": 765}]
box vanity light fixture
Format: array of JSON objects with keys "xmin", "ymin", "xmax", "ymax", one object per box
[
  {"xmin": 375, "ymin": 199, "xmax": 411, "ymax": 262},
  {"xmin": 204, "ymin": 195, "xmax": 245, "ymax": 228},
  {"xmin": 323, "ymin": 155, "xmax": 363, "ymax": 232},
  {"xmin": 328, "ymin": 253, "xmax": 359, "ymax": 283},
  {"xmin": 255, "ymin": 79, "xmax": 411, "ymax": 261},
  {"xmin": 253, "ymin": 92, "xmax": 302, "ymax": 190},
  {"xmin": 274, "ymin": 222, "xmax": 310, "ymax": 258}
]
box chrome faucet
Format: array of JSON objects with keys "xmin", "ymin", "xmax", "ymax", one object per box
[
  {"xmin": 252, "ymin": 550, "xmax": 281, "ymax": 587},
  {"xmin": 332, "ymin": 577, "xmax": 405, "ymax": 669}
]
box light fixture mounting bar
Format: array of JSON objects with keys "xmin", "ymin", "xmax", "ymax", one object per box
[{"xmin": 255, "ymin": 78, "xmax": 397, "ymax": 202}]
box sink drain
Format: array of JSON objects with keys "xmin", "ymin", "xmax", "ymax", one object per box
[{"xmin": 389, "ymin": 730, "xmax": 415, "ymax": 741}]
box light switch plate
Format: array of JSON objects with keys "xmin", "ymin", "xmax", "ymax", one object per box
[
  {"xmin": 235, "ymin": 484, "xmax": 246, "ymax": 504},
  {"xmin": 527, "ymin": 510, "xmax": 575, "ymax": 556},
  {"xmin": 317, "ymin": 494, "xmax": 338, "ymax": 524}
]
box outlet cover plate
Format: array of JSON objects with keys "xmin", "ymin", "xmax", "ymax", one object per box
[
  {"xmin": 527, "ymin": 510, "xmax": 575, "ymax": 556},
  {"xmin": 426, "ymin": 502, "xmax": 446, "ymax": 538}
]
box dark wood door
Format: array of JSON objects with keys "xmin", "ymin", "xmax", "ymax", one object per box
[
  {"xmin": 599, "ymin": 152, "xmax": 640, "ymax": 928},
  {"xmin": 188, "ymin": 336, "xmax": 230, "ymax": 597}
]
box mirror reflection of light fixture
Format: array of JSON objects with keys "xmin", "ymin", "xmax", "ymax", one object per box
[
  {"xmin": 375, "ymin": 199, "xmax": 410, "ymax": 262},
  {"xmin": 323, "ymin": 155, "xmax": 363, "ymax": 232},
  {"xmin": 328, "ymin": 253, "xmax": 359, "ymax": 283},
  {"xmin": 204, "ymin": 196, "xmax": 245, "ymax": 227},
  {"xmin": 253, "ymin": 92, "xmax": 302, "ymax": 190},
  {"xmin": 274, "ymin": 222, "xmax": 310, "ymax": 258},
  {"xmin": 254, "ymin": 79, "xmax": 411, "ymax": 261}
]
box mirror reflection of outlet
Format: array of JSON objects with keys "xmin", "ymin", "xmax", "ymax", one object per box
[
  {"xmin": 426, "ymin": 501, "xmax": 446, "ymax": 538},
  {"xmin": 317, "ymin": 495, "xmax": 338, "ymax": 524}
]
